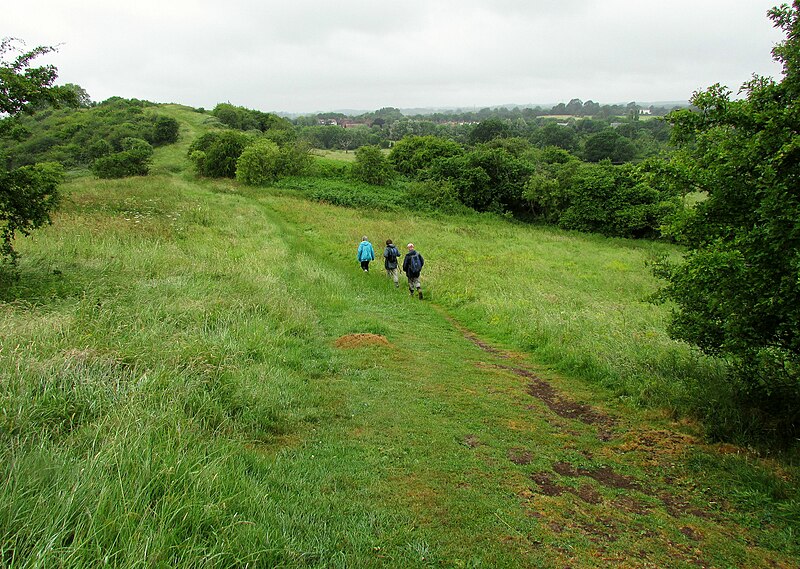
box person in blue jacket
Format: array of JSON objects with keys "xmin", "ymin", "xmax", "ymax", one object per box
[{"xmin": 357, "ymin": 236, "xmax": 375, "ymax": 272}]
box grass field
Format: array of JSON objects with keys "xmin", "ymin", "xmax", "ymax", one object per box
[{"xmin": 1, "ymin": 105, "xmax": 798, "ymax": 568}]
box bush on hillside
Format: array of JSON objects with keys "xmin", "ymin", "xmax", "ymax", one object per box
[
  {"xmin": 235, "ymin": 139, "xmax": 281, "ymax": 185},
  {"xmin": 90, "ymin": 137, "xmax": 153, "ymax": 179},
  {"xmin": 235, "ymin": 139, "xmax": 313, "ymax": 186},
  {"xmin": 151, "ymin": 116, "xmax": 179, "ymax": 145},
  {"xmin": 403, "ymin": 180, "xmax": 474, "ymax": 215},
  {"xmin": 351, "ymin": 145, "xmax": 393, "ymax": 186},
  {"xmin": 188, "ymin": 130, "xmax": 251, "ymax": 178},
  {"xmin": 429, "ymin": 146, "xmax": 533, "ymax": 213},
  {"xmin": 524, "ymin": 160, "xmax": 677, "ymax": 238},
  {"xmin": 388, "ymin": 135, "xmax": 464, "ymax": 178}
]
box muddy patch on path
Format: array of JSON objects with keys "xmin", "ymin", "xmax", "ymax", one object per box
[
  {"xmin": 553, "ymin": 461, "xmax": 641, "ymax": 491},
  {"xmin": 530, "ymin": 471, "xmax": 605, "ymax": 506},
  {"xmin": 486, "ymin": 363, "xmax": 617, "ymax": 440}
]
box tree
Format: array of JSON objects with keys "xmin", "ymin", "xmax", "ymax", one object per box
[
  {"xmin": 62, "ymin": 83, "xmax": 92, "ymax": 107},
  {"xmin": 430, "ymin": 147, "xmax": 533, "ymax": 213},
  {"xmin": 583, "ymin": 128, "xmax": 637, "ymax": 163},
  {"xmin": 468, "ymin": 117, "xmax": 511, "ymax": 144},
  {"xmin": 1, "ymin": 38, "xmax": 76, "ymax": 263},
  {"xmin": 654, "ymin": 1, "xmax": 800, "ymax": 434},
  {"xmin": 388, "ymin": 135, "xmax": 463, "ymax": 177},
  {"xmin": 351, "ymin": 145, "xmax": 393, "ymax": 185},
  {"xmin": 534, "ymin": 122, "xmax": 577, "ymax": 152}
]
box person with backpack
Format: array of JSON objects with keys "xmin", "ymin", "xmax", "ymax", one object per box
[
  {"xmin": 383, "ymin": 239, "xmax": 401, "ymax": 287},
  {"xmin": 357, "ymin": 236, "xmax": 375, "ymax": 272},
  {"xmin": 402, "ymin": 243, "xmax": 425, "ymax": 299}
]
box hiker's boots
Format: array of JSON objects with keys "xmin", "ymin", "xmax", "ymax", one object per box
[{"xmin": 418, "ymin": 290, "xmax": 423, "ymax": 300}]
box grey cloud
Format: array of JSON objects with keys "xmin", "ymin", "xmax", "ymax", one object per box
[{"xmin": 6, "ymin": 0, "xmax": 785, "ymax": 112}]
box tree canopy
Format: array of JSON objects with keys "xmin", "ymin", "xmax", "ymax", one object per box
[
  {"xmin": 654, "ymin": 1, "xmax": 800, "ymax": 437},
  {"xmin": 1, "ymin": 38, "xmax": 76, "ymax": 263}
]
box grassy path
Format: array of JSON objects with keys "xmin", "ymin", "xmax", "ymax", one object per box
[
  {"xmin": 0, "ymin": 109, "xmax": 797, "ymax": 567},
  {"xmin": 251, "ymin": 192, "xmax": 798, "ymax": 568}
]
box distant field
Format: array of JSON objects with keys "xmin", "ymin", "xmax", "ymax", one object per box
[
  {"xmin": 0, "ymin": 106, "xmax": 796, "ymax": 568},
  {"xmin": 311, "ymin": 148, "xmax": 359, "ymax": 162}
]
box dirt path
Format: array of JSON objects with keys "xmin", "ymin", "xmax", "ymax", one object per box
[{"xmin": 438, "ymin": 308, "xmax": 795, "ymax": 568}]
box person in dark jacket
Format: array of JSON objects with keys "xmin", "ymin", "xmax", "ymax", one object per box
[
  {"xmin": 357, "ymin": 236, "xmax": 375, "ymax": 272},
  {"xmin": 383, "ymin": 239, "xmax": 401, "ymax": 287},
  {"xmin": 402, "ymin": 243, "xmax": 425, "ymax": 299}
]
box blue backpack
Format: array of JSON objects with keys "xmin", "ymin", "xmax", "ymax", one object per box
[{"xmin": 409, "ymin": 252, "xmax": 423, "ymax": 274}]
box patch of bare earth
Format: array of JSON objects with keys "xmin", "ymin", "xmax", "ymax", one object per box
[
  {"xmin": 485, "ymin": 363, "xmax": 616, "ymax": 440},
  {"xmin": 619, "ymin": 430, "xmax": 699, "ymax": 466},
  {"xmin": 507, "ymin": 448, "xmax": 533, "ymax": 465},
  {"xmin": 553, "ymin": 461, "xmax": 641, "ymax": 491},
  {"xmin": 462, "ymin": 434, "xmax": 481, "ymax": 448},
  {"xmin": 333, "ymin": 333, "xmax": 390, "ymax": 348}
]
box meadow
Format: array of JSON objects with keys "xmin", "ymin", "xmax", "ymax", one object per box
[{"xmin": 0, "ymin": 106, "xmax": 797, "ymax": 568}]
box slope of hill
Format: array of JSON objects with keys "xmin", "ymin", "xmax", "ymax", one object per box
[{"xmin": 0, "ymin": 106, "xmax": 796, "ymax": 568}]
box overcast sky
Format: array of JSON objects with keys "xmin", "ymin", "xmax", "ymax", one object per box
[{"xmin": 6, "ymin": 0, "xmax": 786, "ymax": 114}]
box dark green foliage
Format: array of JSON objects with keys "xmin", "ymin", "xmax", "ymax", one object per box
[
  {"xmin": 524, "ymin": 161, "xmax": 677, "ymax": 238},
  {"xmin": 468, "ymin": 117, "xmax": 511, "ymax": 144},
  {"xmin": 152, "ymin": 116, "xmax": 179, "ymax": 145},
  {"xmin": 653, "ymin": 1, "xmax": 800, "ymax": 439},
  {"xmin": 583, "ymin": 128, "xmax": 638, "ymax": 163},
  {"xmin": 533, "ymin": 122, "xmax": 578, "ymax": 152},
  {"xmin": 188, "ymin": 130, "xmax": 251, "ymax": 178},
  {"xmin": 559, "ymin": 163, "xmax": 668, "ymax": 237},
  {"xmin": 90, "ymin": 138, "xmax": 153, "ymax": 179},
  {"xmin": 482, "ymin": 136, "xmax": 533, "ymax": 158},
  {"xmin": 0, "ymin": 162, "xmax": 63, "ymax": 262},
  {"xmin": 1, "ymin": 39, "xmax": 75, "ymax": 263},
  {"xmin": 523, "ymin": 160, "xmax": 579, "ymax": 222},
  {"xmin": 212, "ymin": 103, "xmax": 293, "ymax": 133},
  {"xmin": 388, "ymin": 135, "xmax": 463, "ymax": 177},
  {"xmin": 403, "ymin": 180, "xmax": 473, "ymax": 215},
  {"xmin": 0, "ymin": 97, "xmax": 177, "ymax": 169},
  {"xmin": 298, "ymin": 125, "xmax": 346, "ymax": 150},
  {"xmin": 430, "ymin": 146, "xmax": 533, "ymax": 213},
  {"xmin": 276, "ymin": 176, "xmax": 406, "ymax": 210},
  {"xmin": 351, "ymin": 145, "xmax": 393, "ymax": 185}
]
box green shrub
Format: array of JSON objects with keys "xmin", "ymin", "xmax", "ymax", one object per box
[
  {"xmin": 235, "ymin": 140, "xmax": 313, "ymax": 186},
  {"xmin": 90, "ymin": 137, "xmax": 153, "ymax": 179},
  {"xmin": 403, "ymin": 180, "xmax": 473, "ymax": 215},
  {"xmin": 151, "ymin": 115, "xmax": 179, "ymax": 145},
  {"xmin": 430, "ymin": 146, "xmax": 532, "ymax": 213},
  {"xmin": 0, "ymin": 161, "xmax": 63, "ymax": 262},
  {"xmin": 188, "ymin": 130, "xmax": 251, "ymax": 178},
  {"xmin": 351, "ymin": 145, "xmax": 393, "ymax": 186},
  {"xmin": 388, "ymin": 135, "xmax": 463, "ymax": 177},
  {"xmin": 235, "ymin": 139, "xmax": 281, "ymax": 186}
]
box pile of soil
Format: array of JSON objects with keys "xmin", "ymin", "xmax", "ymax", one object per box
[{"xmin": 334, "ymin": 333, "xmax": 390, "ymax": 348}]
